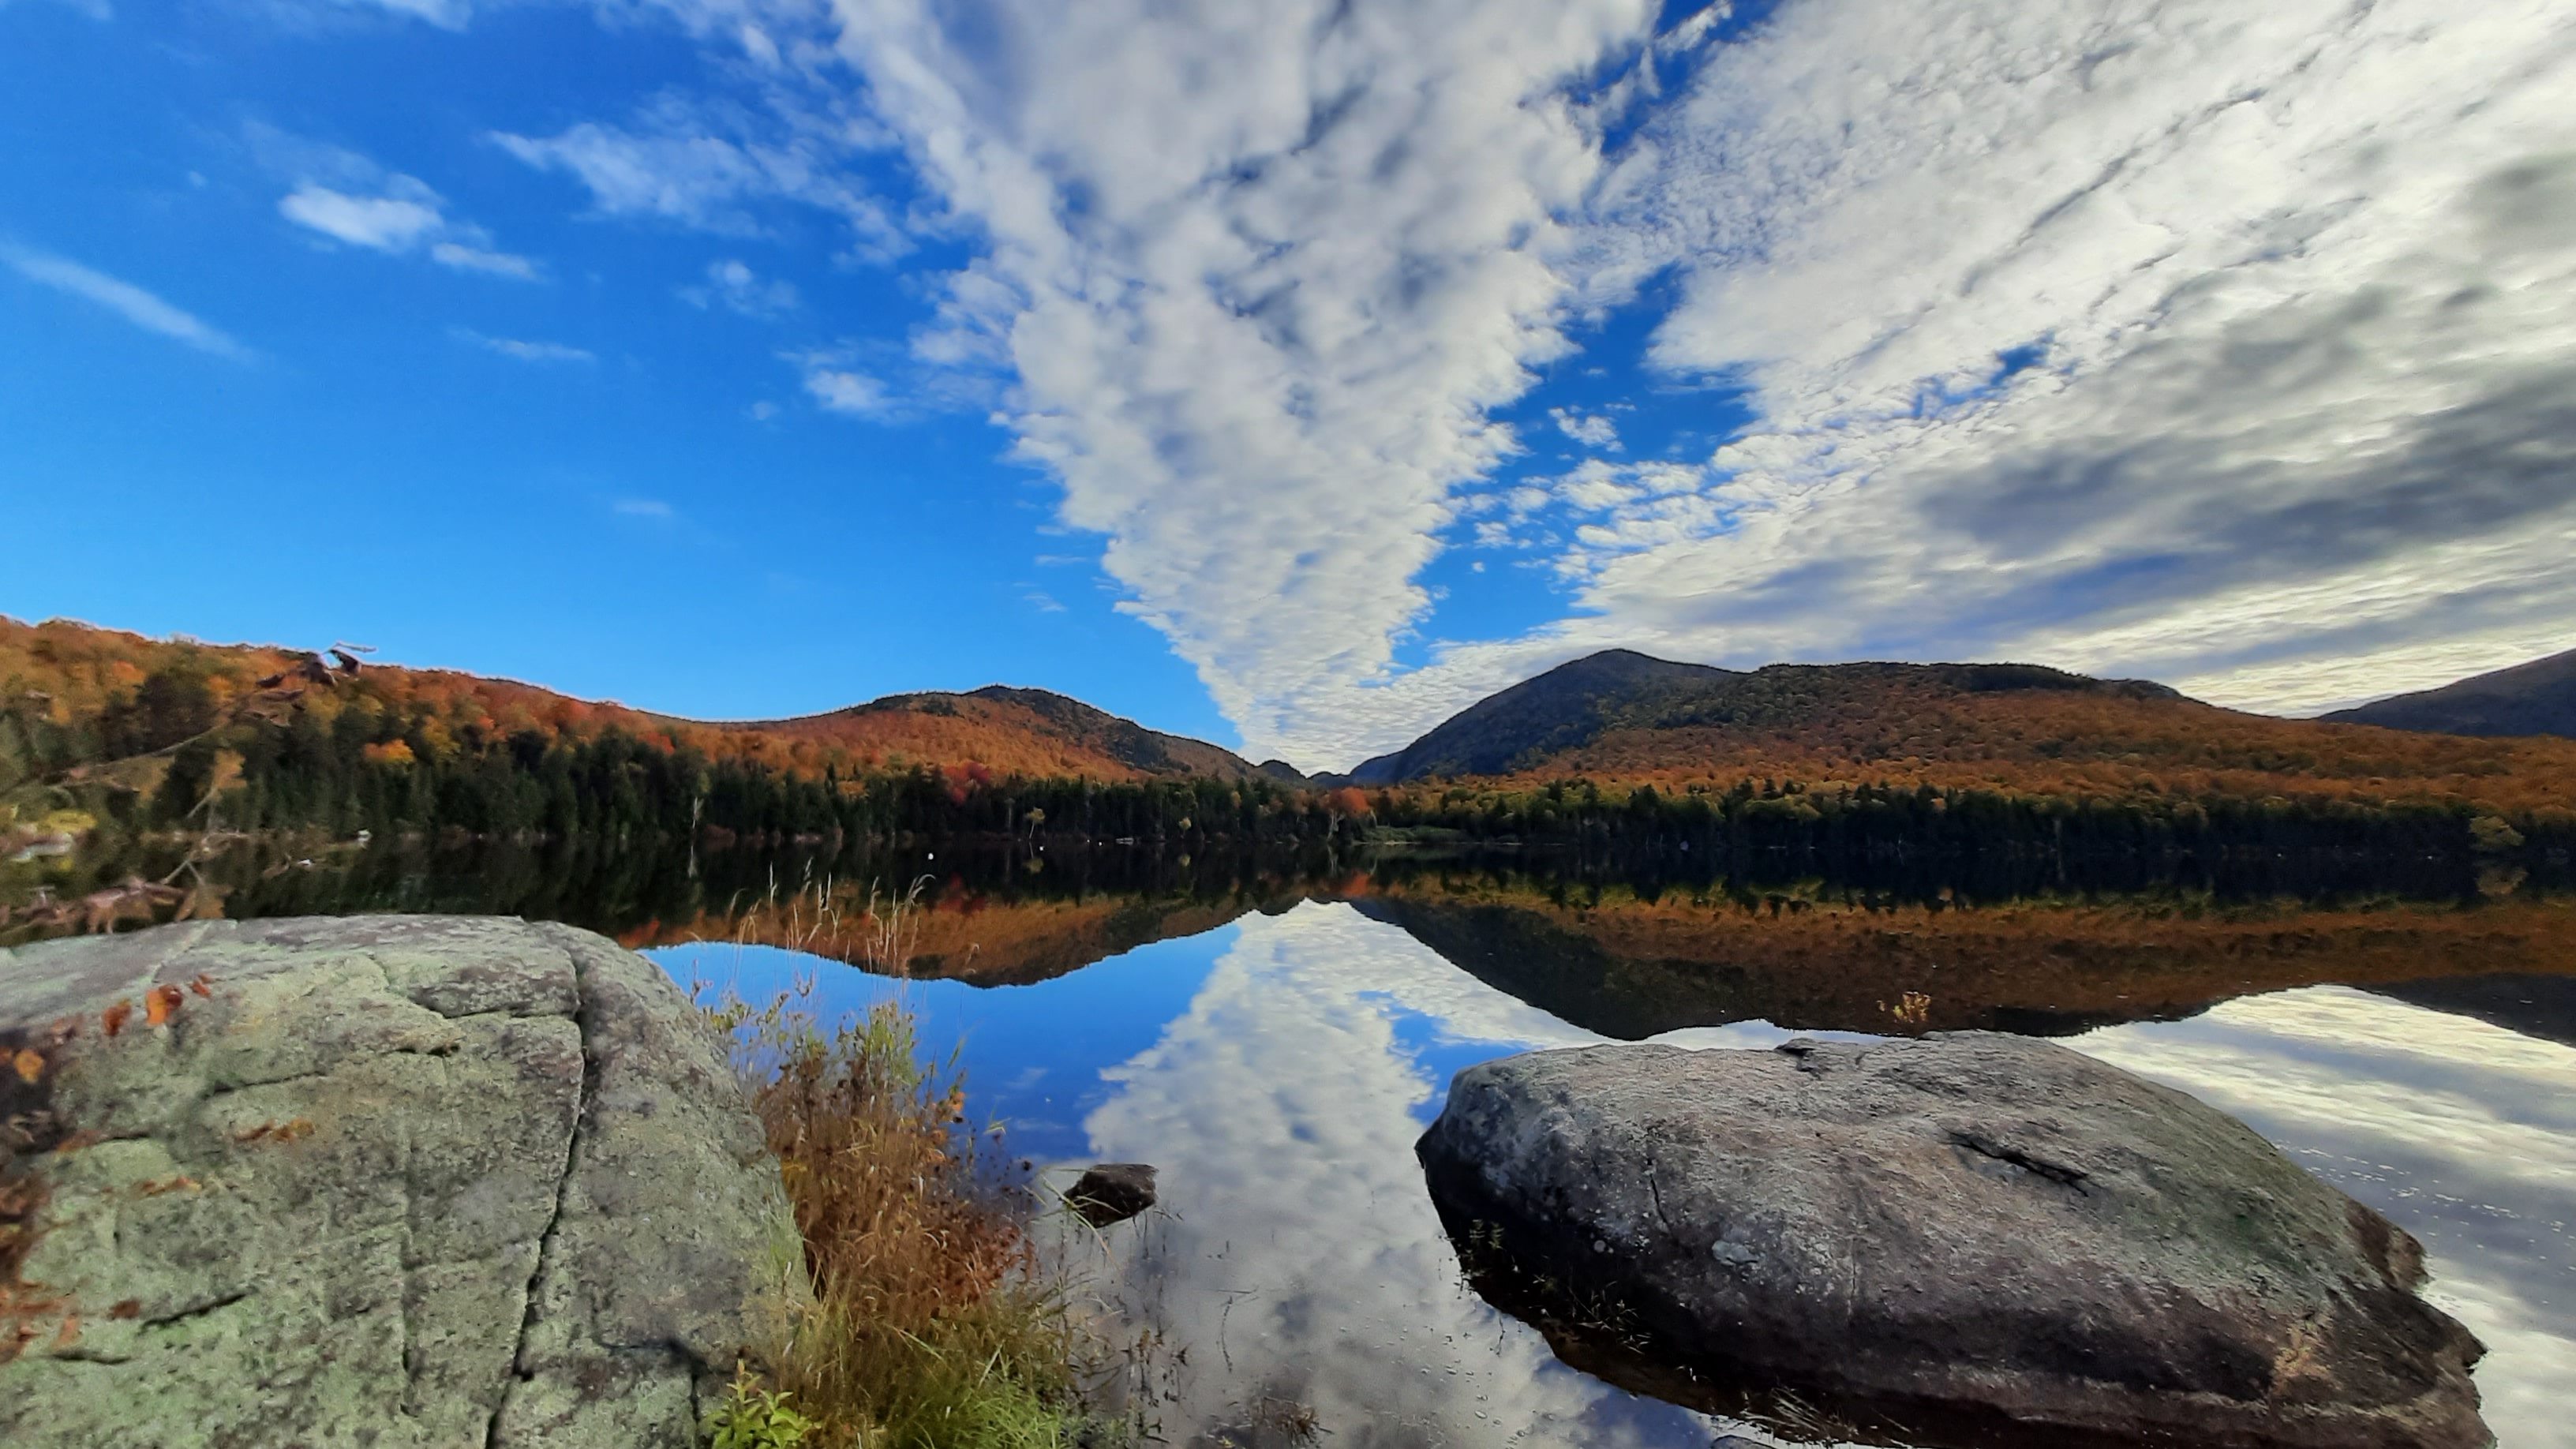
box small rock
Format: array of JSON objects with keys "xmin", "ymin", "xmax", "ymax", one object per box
[{"xmin": 1065, "ymin": 1162, "xmax": 1157, "ymax": 1226}]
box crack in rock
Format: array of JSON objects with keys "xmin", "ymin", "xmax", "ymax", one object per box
[
  {"xmin": 1949, "ymin": 1130, "xmax": 2091, "ymax": 1193},
  {"xmin": 485, "ymin": 943, "xmax": 593, "ymax": 1449}
]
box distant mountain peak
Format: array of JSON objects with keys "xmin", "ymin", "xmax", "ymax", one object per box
[
  {"xmin": 2323, "ymin": 646, "xmax": 2576, "ymax": 739},
  {"xmin": 1335, "ymin": 650, "xmax": 2184, "ymax": 784},
  {"xmin": 1341, "ymin": 649, "xmax": 1740, "ymax": 784}
]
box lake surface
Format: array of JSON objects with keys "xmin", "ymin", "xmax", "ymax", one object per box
[
  {"xmin": 652, "ymin": 892, "xmax": 2576, "ymax": 1449},
  {"xmin": 9, "ymin": 835, "xmax": 2573, "ymax": 1444}
]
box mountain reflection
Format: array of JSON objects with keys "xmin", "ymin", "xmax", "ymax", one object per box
[
  {"xmin": 655, "ymin": 900, "xmax": 2576, "ymax": 1448},
  {"xmin": 15, "ymin": 833, "xmax": 2571, "ymax": 1445}
]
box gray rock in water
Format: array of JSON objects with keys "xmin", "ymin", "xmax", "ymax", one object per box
[
  {"xmin": 1065, "ymin": 1162, "xmax": 1157, "ymax": 1227},
  {"xmin": 0, "ymin": 915, "xmax": 800, "ymax": 1448},
  {"xmin": 1417, "ymin": 1035, "xmax": 2488, "ymax": 1449}
]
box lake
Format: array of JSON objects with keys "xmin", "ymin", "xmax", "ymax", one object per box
[{"xmin": 9, "ymin": 834, "xmax": 2572, "ymax": 1445}]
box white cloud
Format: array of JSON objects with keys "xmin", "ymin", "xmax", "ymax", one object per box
[
  {"xmin": 826, "ymin": 0, "xmax": 1663, "ymax": 765},
  {"xmin": 680, "ymin": 256, "xmax": 798, "ymax": 316},
  {"xmin": 454, "ymin": 327, "xmax": 594, "ymax": 363},
  {"xmin": 0, "ymin": 242, "xmax": 249, "ymax": 359},
  {"xmin": 1551, "ymin": 406, "xmax": 1619, "ymax": 449},
  {"xmin": 280, "ymin": 185, "xmax": 444, "ymax": 250},
  {"xmin": 434, "ymin": 2, "xmax": 2574, "ymax": 769},
  {"xmin": 491, "ymin": 99, "xmax": 905, "ymax": 259},
  {"xmin": 268, "ymin": 138, "xmax": 539, "ymax": 279},
  {"xmin": 799, "ymin": 363, "xmax": 893, "ymax": 417},
  {"xmin": 614, "ymin": 497, "xmax": 677, "ymax": 519},
  {"xmin": 1568, "ymin": 2, "xmax": 2576, "ymax": 711},
  {"xmin": 427, "ymin": 240, "xmax": 540, "ymax": 279},
  {"xmin": 1248, "ymin": 0, "xmax": 2576, "ymax": 766}
]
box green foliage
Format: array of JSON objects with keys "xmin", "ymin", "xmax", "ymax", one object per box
[{"xmin": 707, "ymin": 1365, "xmax": 815, "ymax": 1449}]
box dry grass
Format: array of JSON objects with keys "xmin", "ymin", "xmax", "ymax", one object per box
[
  {"xmin": 749, "ymin": 1002, "xmax": 1086, "ymax": 1447},
  {"xmin": 705, "ymin": 879, "xmax": 1118, "ymax": 1449}
]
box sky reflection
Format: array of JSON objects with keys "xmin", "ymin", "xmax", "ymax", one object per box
[
  {"xmin": 651, "ymin": 904, "xmax": 2573, "ymax": 1447},
  {"xmin": 2073, "ymin": 990, "xmax": 2576, "ymax": 1449}
]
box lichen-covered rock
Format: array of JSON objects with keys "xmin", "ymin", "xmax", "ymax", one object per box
[
  {"xmin": 0, "ymin": 915, "xmax": 799, "ymax": 1449},
  {"xmin": 1417, "ymin": 1035, "xmax": 2491, "ymax": 1449}
]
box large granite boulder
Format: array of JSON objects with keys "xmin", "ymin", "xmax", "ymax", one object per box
[
  {"xmin": 1417, "ymin": 1035, "xmax": 2488, "ymax": 1449},
  {"xmin": 0, "ymin": 915, "xmax": 800, "ymax": 1448}
]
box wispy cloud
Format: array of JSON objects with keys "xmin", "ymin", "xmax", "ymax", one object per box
[
  {"xmin": 491, "ymin": 96, "xmax": 906, "ymax": 260},
  {"xmin": 827, "ymin": 0, "xmax": 1659, "ymax": 763},
  {"xmin": 9, "ymin": 0, "xmax": 114, "ymax": 22},
  {"xmin": 1550, "ymin": 407, "xmax": 1619, "ymax": 450},
  {"xmin": 260, "ymin": 126, "xmax": 538, "ymax": 279},
  {"xmin": 1264, "ymin": 0, "xmax": 2576, "ymax": 766},
  {"xmin": 680, "ymin": 257, "xmax": 797, "ymax": 317},
  {"xmin": 279, "ymin": 185, "xmax": 442, "ymax": 249},
  {"xmin": 1, "ymin": 242, "xmax": 249, "ymax": 359},
  {"xmin": 280, "ymin": 181, "xmax": 539, "ymax": 277},
  {"xmin": 376, "ymin": 0, "xmax": 2575, "ymax": 769},
  {"xmin": 452, "ymin": 327, "xmax": 593, "ymax": 363},
  {"xmin": 795, "ymin": 356, "xmax": 897, "ymax": 418},
  {"xmin": 613, "ymin": 497, "xmax": 676, "ymax": 519}
]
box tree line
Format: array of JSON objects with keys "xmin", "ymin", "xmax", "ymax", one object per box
[{"xmin": 7, "ymin": 661, "xmax": 2571, "ymax": 885}]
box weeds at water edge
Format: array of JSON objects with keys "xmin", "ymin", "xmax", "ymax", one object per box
[{"xmin": 701, "ymin": 878, "xmax": 1129, "ymax": 1449}]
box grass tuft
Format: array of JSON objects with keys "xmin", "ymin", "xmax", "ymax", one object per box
[{"xmin": 707, "ymin": 878, "xmax": 1116, "ymax": 1449}]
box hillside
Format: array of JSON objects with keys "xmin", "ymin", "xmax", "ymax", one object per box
[
  {"xmin": 1361, "ymin": 651, "xmax": 2576, "ymax": 814},
  {"xmin": 0, "ymin": 614, "xmax": 1266, "ymax": 790},
  {"xmin": 2323, "ymin": 646, "xmax": 2576, "ymax": 739},
  {"xmin": 1342, "ymin": 649, "xmax": 1737, "ymax": 783},
  {"xmin": 1352, "ymin": 878, "xmax": 2576, "ymax": 1041}
]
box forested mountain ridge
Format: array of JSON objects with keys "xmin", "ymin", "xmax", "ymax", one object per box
[
  {"xmin": 1, "ymin": 615, "xmax": 1314, "ymax": 852},
  {"xmin": 2324, "ymin": 646, "xmax": 2576, "ymax": 739},
  {"xmin": 1349, "ymin": 651, "xmax": 2576, "ymax": 815},
  {"xmin": 719, "ymin": 684, "xmax": 1286, "ymax": 783},
  {"xmin": 0, "ymin": 614, "xmax": 1260, "ymax": 786},
  {"xmin": 1340, "ymin": 649, "xmax": 1737, "ymax": 784}
]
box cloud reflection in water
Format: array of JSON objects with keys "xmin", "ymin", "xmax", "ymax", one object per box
[
  {"xmin": 658, "ymin": 903, "xmax": 2572, "ymax": 1447},
  {"xmin": 2072, "ymin": 990, "xmax": 2576, "ymax": 1449}
]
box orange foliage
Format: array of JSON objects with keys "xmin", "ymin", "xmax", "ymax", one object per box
[
  {"xmin": 643, "ymin": 878, "xmax": 1256, "ymax": 986},
  {"xmin": 1, "ymin": 614, "xmax": 1181, "ymax": 787},
  {"xmin": 1487, "ymin": 681, "xmax": 2576, "ymax": 813},
  {"xmin": 1373, "ymin": 874, "xmax": 2576, "ymax": 1038}
]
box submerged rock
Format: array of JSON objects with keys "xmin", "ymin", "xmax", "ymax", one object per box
[
  {"xmin": 1416, "ymin": 1034, "xmax": 2489, "ymax": 1449},
  {"xmin": 1066, "ymin": 1162, "xmax": 1158, "ymax": 1227},
  {"xmin": 0, "ymin": 915, "xmax": 799, "ymax": 1448}
]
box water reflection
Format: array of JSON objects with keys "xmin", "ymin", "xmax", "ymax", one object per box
[
  {"xmin": 656, "ymin": 899, "xmax": 2576, "ymax": 1448},
  {"xmin": 15, "ymin": 833, "xmax": 2573, "ymax": 1444},
  {"xmin": 2073, "ymin": 990, "xmax": 2576, "ymax": 1447}
]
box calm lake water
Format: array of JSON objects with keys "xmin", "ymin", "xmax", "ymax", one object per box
[
  {"xmin": 652, "ymin": 894, "xmax": 2576, "ymax": 1449},
  {"xmin": 11, "ymin": 835, "xmax": 2572, "ymax": 1444}
]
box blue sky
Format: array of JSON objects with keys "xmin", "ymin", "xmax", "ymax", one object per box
[{"xmin": 5, "ymin": 0, "xmax": 2571, "ymax": 769}]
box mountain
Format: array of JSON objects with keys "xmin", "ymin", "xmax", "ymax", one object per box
[
  {"xmin": 0, "ymin": 614, "xmax": 1266, "ymax": 787},
  {"xmin": 1331, "ymin": 650, "xmax": 2576, "ymax": 811},
  {"xmin": 1344, "ymin": 651, "xmax": 2171, "ymax": 785},
  {"xmin": 749, "ymin": 683, "xmax": 1277, "ymax": 781},
  {"xmin": 2323, "ymin": 647, "xmax": 2576, "ymax": 739},
  {"xmin": 1342, "ymin": 649, "xmax": 1739, "ymax": 784}
]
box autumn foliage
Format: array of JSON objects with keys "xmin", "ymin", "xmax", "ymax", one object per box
[{"xmin": 0, "ymin": 612, "xmax": 1211, "ymax": 796}]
